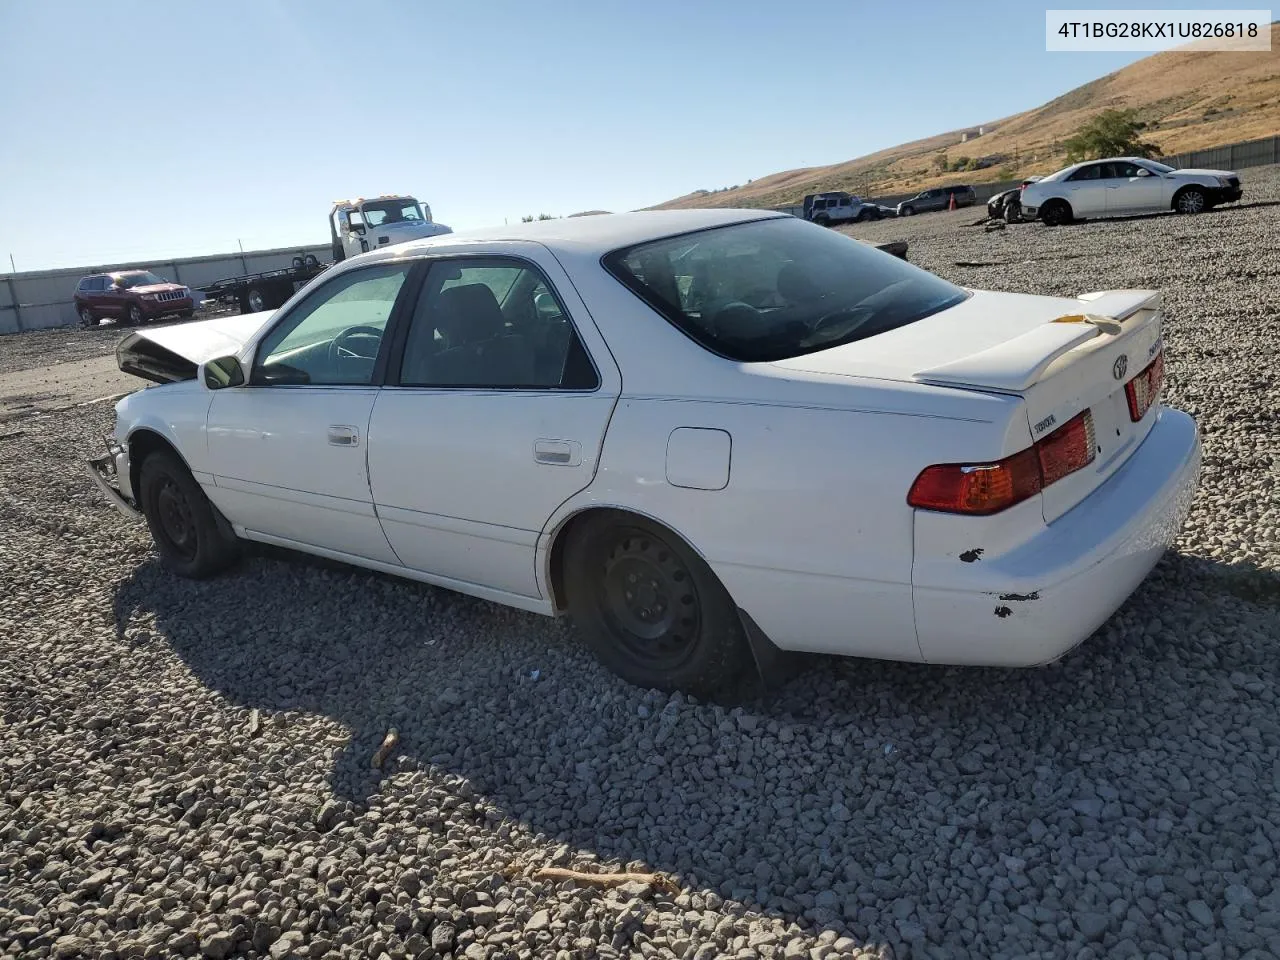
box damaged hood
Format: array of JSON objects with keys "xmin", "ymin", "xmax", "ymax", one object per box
[{"xmin": 116, "ymin": 311, "xmax": 275, "ymax": 384}]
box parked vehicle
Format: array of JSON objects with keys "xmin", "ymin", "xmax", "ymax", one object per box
[
  {"xmin": 73, "ymin": 270, "xmax": 194, "ymax": 328},
  {"xmin": 1020, "ymin": 157, "xmax": 1243, "ymax": 226},
  {"xmin": 197, "ymin": 195, "xmax": 453, "ymax": 314},
  {"xmin": 199, "ymin": 254, "xmax": 329, "ymax": 315},
  {"xmin": 330, "ymin": 195, "xmax": 452, "ymax": 262},
  {"xmin": 987, "ymin": 176, "xmax": 1043, "ymax": 223},
  {"xmin": 86, "ymin": 209, "xmax": 1201, "ymax": 696},
  {"xmin": 897, "ymin": 184, "xmax": 977, "ymax": 216},
  {"xmin": 802, "ymin": 191, "xmax": 883, "ymax": 225}
]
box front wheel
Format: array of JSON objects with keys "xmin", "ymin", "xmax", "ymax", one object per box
[
  {"xmin": 126, "ymin": 303, "xmax": 144, "ymax": 325},
  {"xmin": 1003, "ymin": 199, "xmax": 1022, "ymax": 223},
  {"xmin": 79, "ymin": 306, "xmax": 96, "ymax": 329},
  {"xmin": 139, "ymin": 449, "xmax": 240, "ymax": 578},
  {"xmin": 1040, "ymin": 200, "xmax": 1072, "ymax": 226},
  {"xmin": 563, "ymin": 513, "xmax": 749, "ymax": 697},
  {"xmin": 1175, "ymin": 187, "xmax": 1207, "ymax": 214}
]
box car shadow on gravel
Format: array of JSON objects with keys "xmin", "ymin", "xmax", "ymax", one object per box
[{"xmin": 110, "ymin": 546, "xmax": 1280, "ymax": 939}]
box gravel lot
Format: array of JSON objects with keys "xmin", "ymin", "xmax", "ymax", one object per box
[{"xmin": 2, "ymin": 170, "xmax": 1279, "ymax": 960}]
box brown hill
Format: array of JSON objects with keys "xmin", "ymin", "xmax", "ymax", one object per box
[{"xmin": 651, "ymin": 25, "xmax": 1280, "ymax": 210}]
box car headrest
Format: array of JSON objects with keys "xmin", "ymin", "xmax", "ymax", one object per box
[{"xmin": 438, "ymin": 283, "xmax": 505, "ymax": 342}]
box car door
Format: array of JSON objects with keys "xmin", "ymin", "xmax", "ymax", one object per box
[
  {"xmin": 97, "ymin": 276, "xmax": 125, "ymax": 317},
  {"xmin": 1060, "ymin": 163, "xmax": 1106, "ymax": 216},
  {"xmin": 1103, "ymin": 161, "xmax": 1165, "ymax": 215},
  {"xmin": 204, "ymin": 259, "xmax": 418, "ymax": 564},
  {"xmin": 366, "ymin": 248, "xmax": 622, "ymax": 600}
]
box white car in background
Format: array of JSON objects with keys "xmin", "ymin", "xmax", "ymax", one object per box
[
  {"xmin": 1021, "ymin": 157, "xmax": 1243, "ymax": 226},
  {"xmin": 85, "ymin": 209, "xmax": 1201, "ymax": 696}
]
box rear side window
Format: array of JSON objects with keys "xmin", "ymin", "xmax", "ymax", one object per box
[{"xmin": 602, "ymin": 217, "xmax": 969, "ymax": 363}]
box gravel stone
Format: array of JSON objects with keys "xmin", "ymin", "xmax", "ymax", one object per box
[{"xmin": 3, "ymin": 171, "xmax": 1280, "ymax": 960}]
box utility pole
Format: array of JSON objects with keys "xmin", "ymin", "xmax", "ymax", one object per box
[{"xmin": 8, "ymin": 253, "xmax": 14, "ymax": 274}]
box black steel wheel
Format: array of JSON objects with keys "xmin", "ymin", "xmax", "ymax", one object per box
[
  {"xmin": 139, "ymin": 448, "xmax": 240, "ymax": 578},
  {"xmin": 1040, "ymin": 199, "xmax": 1072, "ymax": 227},
  {"xmin": 564, "ymin": 512, "xmax": 749, "ymax": 696}
]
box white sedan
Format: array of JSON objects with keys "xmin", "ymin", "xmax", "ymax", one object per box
[
  {"xmin": 1021, "ymin": 156, "xmax": 1243, "ymax": 225},
  {"xmin": 86, "ymin": 209, "xmax": 1202, "ymax": 695}
]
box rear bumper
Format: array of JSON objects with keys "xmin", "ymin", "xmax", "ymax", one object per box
[
  {"xmin": 84, "ymin": 436, "xmax": 141, "ymax": 520},
  {"xmin": 912, "ymin": 405, "xmax": 1201, "ymax": 666}
]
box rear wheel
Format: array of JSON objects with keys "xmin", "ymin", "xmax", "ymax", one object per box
[
  {"xmin": 139, "ymin": 449, "xmax": 239, "ymax": 578},
  {"xmin": 899, "ymin": 205, "xmax": 915, "ymax": 217},
  {"xmin": 1040, "ymin": 199, "xmax": 1072, "ymax": 227},
  {"xmin": 243, "ymin": 287, "xmax": 267, "ymax": 313},
  {"xmin": 563, "ymin": 513, "xmax": 749, "ymax": 696},
  {"xmin": 1175, "ymin": 186, "xmax": 1207, "ymax": 214}
]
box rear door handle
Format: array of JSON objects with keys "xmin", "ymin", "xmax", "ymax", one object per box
[
  {"xmin": 328, "ymin": 425, "xmax": 359, "ymax": 447},
  {"xmin": 534, "ymin": 439, "xmax": 581, "ymax": 466}
]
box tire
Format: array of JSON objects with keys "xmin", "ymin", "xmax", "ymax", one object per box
[
  {"xmin": 78, "ymin": 306, "xmax": 96, "ymax": 329},
  {"xmin": 1174, "ymin": 186, "xmax": 1207, "ymax": 214},
  {"xmin": 244, "ymin": 287, "xmax": 267, "ymax": 313},
  {"xmin": 126, "ymin": 303, "xmax": 144, "ymax": 325},
  {"xmin": 1003, "ymin": 199, "xmax": 1022, "ymax": 223},
  {"xmin": 1040, "ymin": 199, "xmax": 1072, "ymax": 227},
  {"xmin": 303, "ymin": 254, "xmax": 319, "ymax": 269},
  {"xmin": 138, "ymin": 449, "xmax": 239, "ymax": 579},
  {"xmin": 899, "ymin": 205, "xmax": 915, "ymax": 217},
  {"xmin": 563, "ymin": 513, "xmax": 749, "ymax": 697},
  {"xmin": 854, "ymin": 210, "xmax": 868, "ymax": 223},
  {"xmin": 814, "ymin": 214, "xmax": 830, "ymax": 227}
]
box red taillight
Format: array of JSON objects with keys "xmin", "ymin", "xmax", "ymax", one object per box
[
  {"xmin": 1125, "ymin": 350, "xmax": 1164, "ymax": 422},
  {"xmin": 907, "ymin": 411, "xmax": 1096, "ymax": 515}
]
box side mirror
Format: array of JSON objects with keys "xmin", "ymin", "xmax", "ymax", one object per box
[
  {"xmin": 202, "ymin": 355, "xmax": 245, "ymax": 390},
  {"xmin": 1135, "ymin": 168, "xmax": 1151, "ymax": 177},
  {"xmin": 347, "ymin": 222, "xmax": 366, "ymax": 234}
]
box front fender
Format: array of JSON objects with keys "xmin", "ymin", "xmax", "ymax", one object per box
[{"xmin": 115, "ymin": 381, "xmax": 214, "ymax": 488}]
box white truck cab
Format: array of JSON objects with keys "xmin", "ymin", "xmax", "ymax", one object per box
[{"xmin": 329, "ymin": 195, "xmax": 453, "ymax": 262}]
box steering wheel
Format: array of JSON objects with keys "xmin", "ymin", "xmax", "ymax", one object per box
[
  {"xmin": 809, "ymin": 305, "xmax": 875, "ymax": 343},
  {"xmin": 328, "ymin": 325, "xmax": 384, "ymax": 365}
]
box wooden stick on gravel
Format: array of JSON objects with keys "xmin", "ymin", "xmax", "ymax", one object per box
[
  {"xmin": 370, "ymin": 727, "xmax": 399, "ymax": 769},
  {"xmin": 531, "ymin": 866, "xmax": 680, "ymax": 894}
]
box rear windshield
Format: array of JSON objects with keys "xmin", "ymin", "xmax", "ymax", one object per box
[{"xmin": 602, "ymin": 216, "xmax": 968, "ymax": 362}]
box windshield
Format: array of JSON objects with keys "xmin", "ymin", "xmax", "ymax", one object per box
[
  {"xmin": 115, "ymin": 271, "xmax": 166, "ymax": 288},
  {"xmin": 603, "ymin": 216, "xmax": 969, "ymax": 363},
  {"xmin": 1140, "ymin": 159, "xmax": 1177, "ymax": 174},
  {"xmin": 360, "ymin": 199, "xmax": 424, "ymax": 226}
]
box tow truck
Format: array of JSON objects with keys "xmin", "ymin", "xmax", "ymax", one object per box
[{"xmin": 198, "ymin": 195, "xmax": 452, "ymax": 314}]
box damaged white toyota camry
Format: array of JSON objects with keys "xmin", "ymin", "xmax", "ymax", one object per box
[{"xmin": 86, "ymin": 209, "xmax": 1201, "ymax": 695}]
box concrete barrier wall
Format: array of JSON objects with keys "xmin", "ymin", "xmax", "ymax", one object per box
[{"xmin": 0, "ymin": 244, "xmax": 331, "ymax": 335}]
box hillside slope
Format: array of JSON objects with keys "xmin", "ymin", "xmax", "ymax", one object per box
[{"xmin": 653, "ymin": 25, "xmax": 1279, "ymax": 210}]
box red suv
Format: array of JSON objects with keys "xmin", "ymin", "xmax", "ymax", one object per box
[{"xmin": 73, "ymin": 270, "xmax": 195, "ymax": 328}]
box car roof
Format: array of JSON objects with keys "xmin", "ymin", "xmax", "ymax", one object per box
[{"xmin": 390, "ymin": 208, "xmax": 788, "ymax": 258}]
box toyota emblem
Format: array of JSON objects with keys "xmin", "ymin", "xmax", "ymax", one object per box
[{"xmin": 1113, "ymin": 354, "xmax": 1128, "ymax": 380}]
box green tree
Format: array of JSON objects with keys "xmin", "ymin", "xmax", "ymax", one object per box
[
  {"xmin": 1063, "ymin": 109, "xmax": 1159, "ymax": 162},
  {"xmin": 933, "ymin": 151, "xmax": 949, "ymax": 173}
]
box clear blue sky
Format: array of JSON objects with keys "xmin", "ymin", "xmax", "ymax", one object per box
[{"xmin": 1, "ymin": 0, "xmax": 1174, "ymax": 271}]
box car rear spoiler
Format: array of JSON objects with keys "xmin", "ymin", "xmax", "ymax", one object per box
[{"xmin": 912, "ymin": 289, "xmax": 1160, "ymax": 393}]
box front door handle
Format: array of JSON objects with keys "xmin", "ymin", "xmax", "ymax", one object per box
[
  {"xmin": 328, "ymin": 425, "xmax": 359, "ymax": 447},
  {"xmin": 534, "ymin": 438, "xmax": 581, "ymax": 466}
]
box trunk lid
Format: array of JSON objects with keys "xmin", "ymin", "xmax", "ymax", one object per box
[
  {"xmin": 773, "ymin": 288, "xmax": 1164, "ymax": 523},
  {"xmin": 116, "ymin": 311, "xmax": 274, "ymax": 384}
]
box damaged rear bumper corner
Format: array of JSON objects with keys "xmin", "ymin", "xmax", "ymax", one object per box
[{"xmin": 84, "ymin": 436, "xmax": 141, "ymax": 520}]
